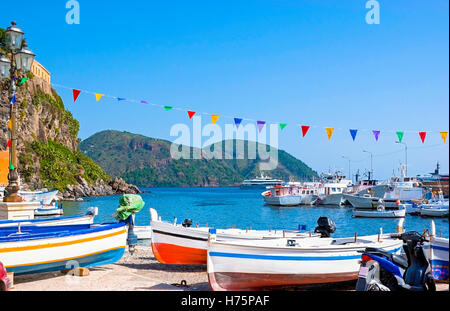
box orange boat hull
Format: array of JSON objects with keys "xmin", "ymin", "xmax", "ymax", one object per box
[{"xmin": 151, "ymin": 242, "xmax": 207, "ymax": 265}]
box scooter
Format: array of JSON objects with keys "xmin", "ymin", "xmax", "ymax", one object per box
[{"xmin": 356, "ymin": 231, "xmax": 436, "ymax": 291}]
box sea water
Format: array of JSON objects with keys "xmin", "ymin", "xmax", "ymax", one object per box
[{"xmin": 61, "ymin": 187, "xmax": 449, "ymax": 238}]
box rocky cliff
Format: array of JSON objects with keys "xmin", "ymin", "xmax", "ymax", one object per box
[{"xmin": 0, "ymin": 74, "xmax": 140, "ymax": 199}]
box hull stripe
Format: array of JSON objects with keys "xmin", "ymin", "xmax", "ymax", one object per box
[
  {"xmin": 152, "ymin": 229, "xmax": 207, "ymax": 242},
  {"xmin": 209, "ymin": 247, "xmax": 401, "ymax": 261}
]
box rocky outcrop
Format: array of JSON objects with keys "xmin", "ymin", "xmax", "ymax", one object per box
[{"xmin": 60, "ymin": 177, "xmax": 142, "ymax": 201}]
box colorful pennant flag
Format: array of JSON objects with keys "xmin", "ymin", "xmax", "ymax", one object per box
[
  {"xmin": 6, "ymin": 139, "xmax": 11, "ymax": 149},
  {"xmin": 211, "ymin": 114, "xmax": 220, "ymax": 125},
  {"xmin": 419, "ymin": 132, "xmax": 426, "ymax": 143},
  {"xmin": 349, "ymin": 129, "xmax": 358, "ymax": 141},
  {"xmin": 19, "ymin": 77, "xmax": 29, "ymax": 85},
  {"xmin": 164, "ymin": 106, "xmax": 173, "ymax": 111},
  {"xmin": 8, "ymin": 120, "xmax": 12, "ymax": 130},
  {"xmin": 301, "ymin": 125, "xmax": 310, "ymax": 137},
  {"xmin": 72, "ymin": 89, "xmax": 81, "ymax": 103},
  {"xmin": 396, "ymin": 131, "xmax": 404, "ymax": 143},
  {"xmin": 117, "ymin": 98, "xmax": 126, "ymax": 102},
  {"xmin": 187, "ymin": 111, "xmax": 196, "ymax": 119},
  {"xmin": 141, "ymin": 100, "xmax": 148, "ymax": 104},
  {"xmin": 95, "ymin": 94, "xmax": 104, "ymax": 102},
  {"xmin": 234, "ymin": 118, "xmax": 243, "ymax": 128},
  {"xmin": 279, "ymin": 123, "xmax": 287, "ymax": 131},
  {"xmin": 373, "ymin": 130, "xmax": 380, "ymax": 141},
  {"xmin": 326, "ymin": 128, "xmax": 334, "ymax": 140},
  {"xmin": 9, "ymin": 162, "xmax": 14, "ymax": 170},
  {"xmin": 10, "ymin": 94, "xmax": 16, "ymax": 105},
  {"xmin": 441, "ymin": 132, "xmax": 448, "ymax": 144},
  {"xmin": 257, "ymin": 121, "xmax": 266, "ymax": 133}
]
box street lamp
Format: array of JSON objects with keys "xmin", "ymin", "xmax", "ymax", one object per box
[
  {"xmin": 342, "ymin": 156, "xmax": 351, "ymax": 182},
  {"xmin": 363, "ymin": 150, "xmax": 373, "ymax": 180},
  {"xmin": 1, "ymin": 21, "xmax": 35, "ymax": 202},
  {"xmin": 396, "ymin": 141, "xmax": 407, "ymax": 176}
]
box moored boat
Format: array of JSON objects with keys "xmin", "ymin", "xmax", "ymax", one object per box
[
  {"xmin": 262, "ymin": 185, "xmax": 303, "ymax": 206},
  {"xmin": 207, "ymin": 228, "xmax": 403, "ymax": 291},
  {"xmin": 150, "ymin": 208, "xmax": 318, "ymax": 265},
  {"xmin": 352, "ymin": 205, "xmax": 406, "ymax": 218},
  {"xmin": 0, "ymin": 222, "xmax": 127, "ymax": 275},
  {"xmin": 34, "ymin": 203, "xmax": 64, "ymax": 217},
  {"xmin": 424, "ymin": 221, "xmax": 449, "ymax": 281},
  {"xmin": 19, "ymin": 190, "xmax": 59, "ymax": 205}
]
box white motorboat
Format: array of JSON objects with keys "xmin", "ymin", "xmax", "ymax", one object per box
[
  {"xmin": 34, "ymin": 203, "xmax": 64, "ymax": 217},
  {"xmin": 342, "ymin": 193, "xmax": 381, "ymax": 209},
  {"xmin": 353, "ymin": 205, "xmax": 406, "ymax": 218},
  {"xmin": 315, "ymin": 172, "xmax": 352, "ymax": 206},
  {"xmin": 262, "ymin": 185, "xmax": 303, "ymax": 206},
  {"xmin": 418, "ymin": 191, "xmax": 449, "ymax": 217}
]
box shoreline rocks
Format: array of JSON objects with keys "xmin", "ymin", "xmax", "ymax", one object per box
[{"xmin": 58, "ymin": 177, "xmax": 144, "ymax": 201}]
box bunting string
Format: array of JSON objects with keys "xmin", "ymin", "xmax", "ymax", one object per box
[{"xmin": 49, "ymin": 83, "xmax": 449, "ymax": 144}]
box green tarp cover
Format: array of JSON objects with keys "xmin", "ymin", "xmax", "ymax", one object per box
[{"xmin": 115, "ymin": 194, "xmax": 145, "ymax": 220}]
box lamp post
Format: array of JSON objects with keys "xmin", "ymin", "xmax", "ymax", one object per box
[
  {"xmin": 0, "ymin": 21, "xmax": 35, "ymax": 202},
  {"xmin": 342, "ymin": 156, "xmax": 351, "ymax": 182},
  {"xmin": 396, "ymin": 141, "xmax": 407, "ymax": 176},
  {"xmin": 363, "ymin": 150, "xmax": 373, "ymax": 180}
]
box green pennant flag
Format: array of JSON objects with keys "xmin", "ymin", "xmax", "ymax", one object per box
[
  {"xmin": 164, "ymin": 106, "xmax": 173, "ymax": 111},
  {"xmin": 19, "ymin": 77, "xmax": 29, "ymax": 85},
  {"xmin": 9, "ymin": 162, "xmax": 14, "ymax": 170},
  {"xmin": 279, "ymin": 123, "xmax": 287, "ymax": 131},
  {"xmin": 396, "ymin": 131, "xmax": 404, "ymax": 143}
]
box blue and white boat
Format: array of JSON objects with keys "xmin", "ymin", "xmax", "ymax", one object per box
[
  {"xmin": 424, "ymin": 221, "xmax": 449, "ymax": 281},
  {"xmin": 0, "ymin": 222, "xmax": 127, "ymax": 275}
]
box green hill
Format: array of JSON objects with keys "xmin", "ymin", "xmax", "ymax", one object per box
[{"xmin": 79, "ymin": 130, "xmax": 318, "ymax": 187}]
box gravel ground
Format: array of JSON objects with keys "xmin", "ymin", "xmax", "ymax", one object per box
[{"xmin": 11, "ymin": 245, "xmax": 449, "ymax": 291}]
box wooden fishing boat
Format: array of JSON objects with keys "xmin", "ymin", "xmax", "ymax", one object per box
[
  {"xmin": 0, "ymin": 207, "xmax": 97, "ymax": 228},
  {"xmin": 150, "ymin": 208, "xmax": 318, "ymax": 265},
  {"xmin": 34, "ymin": 204, "xmax": 64, "ymax": 217},
  {"xmin": 207, "ymin": 231, "xmax": 403, "ymax": 291},
  {"xmin": 19, "ymin": 190, "xmax": 59, "ymax": 205},
  {"xmin": 261, "ymin": 185, "xmax": 303, "ymax": 206},
  {"xmin": 0, "ymin": 222, "xmax": 127, "ymax": 275}
]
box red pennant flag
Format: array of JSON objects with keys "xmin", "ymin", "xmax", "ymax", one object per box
[
  {"xmin": 419, "ymin": 132, "xmax": 426, "ymax": 143},
  {"xmin": 301, "ymin": 125, "xmax": 310, "ymax": 137},
  {"xmin": 72, "ymin": 89, "xmax": 81, "ymax": 103},
  {"xmin": 187, "ymin": 111, "xmax": 196, "ymax": 119},
  {"xmin": 6, "ymin": 139, "xmax": 11, "ymax": 149}
]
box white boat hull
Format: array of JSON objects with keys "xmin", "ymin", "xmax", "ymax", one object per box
[
  {"xmin": 353, "ymin": 208, "xmax": 406, "ymax": 218},
  {"xmin": 424, "ymin": 237, "xmax": 449, "ymax": 280},
  {"xmin": 19, "ymin": 190, "xmax": 59, "ymax": 205},
  {"xmin": 342, "ymin": 194, "xmax": 379, "ymax": 209},
  {"xmin": 207, "ymin": 234, "xmax": 403, "ymax": 290},
  {"xmin": 317, "ymin": 194, "xmax": 344, "ymax": 206},
  {"xmin": 263, "ymin": 195, "xmax": 303, "ymax": 206}
]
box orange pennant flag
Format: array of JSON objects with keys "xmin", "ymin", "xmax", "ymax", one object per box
[
  {"xmin": 441, "ymin": 132, "xmax": 448, "ymax": 144},
  {"xmin": 8, "ymin": 120, "xmax": 12, "ymax": 130},
  {"xmin": 211, "ymin": 114, "xmax": 220, "ymax": 124},
  {"xmin": 326, "ymin": 128, "xmax": 334, "ymax": 140},
  {"xmin": 95, "ymin": 94, "xmax": 104, "ymax": 102}
]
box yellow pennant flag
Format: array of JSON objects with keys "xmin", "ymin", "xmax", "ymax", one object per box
[
  {"xmin": 326, "ymin": 128, "xmax": 334, "ymax": 140},
  {"xmin": 8, "ymin": 120, "xmax": 12, "ymax": 130},
  {"xmin": 211, "ymin": 114, "xmax": 220, "ymax": 124},
  {"xmin": 95, "ymin": 94, "xmax": 104, "ymax": 102},
  {"xmin": 441, "ymin": 132, "xmax": 448, "ymax": 144}
]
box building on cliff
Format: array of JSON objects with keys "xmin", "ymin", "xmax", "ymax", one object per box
[{"xmin": 30, "ymin": 59, "xmax": 51, "ymax": 94}]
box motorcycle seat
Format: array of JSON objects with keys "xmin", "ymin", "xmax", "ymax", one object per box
[{"xmin": 391, "ymin": 254, "xmax": 408, "ymax": 269}]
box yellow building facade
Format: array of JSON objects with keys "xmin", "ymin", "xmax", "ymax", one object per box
[{"xmin": 30, "ymin": 60, "xmax": 51, "ymax": 94}]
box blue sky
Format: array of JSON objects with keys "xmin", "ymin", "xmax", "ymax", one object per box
[{"xmin": 1, "ymin": 0, "xmax": 448, "ymax": 179}]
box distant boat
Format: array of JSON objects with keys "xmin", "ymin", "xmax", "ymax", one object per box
[
  {"xmin": 0, "ymin": 207, "xmax": 97, "ymax": 228},
  {"xmin": 261, "ymin": 185, "xmax": 303, "ymax": 206},
  {"xmin": 34, "ymin": 203, "xmax": 64, "ymax": 217},
  {"xmin": 207, "ymin": 230, "xmax": 403, "ymax": 290},
  {"xmin": 352, "ymin": 205, "xmax": 406, "ymax": 218},
  {"xmin": 240, "ymin": 174, "xmax": 284, "ymax": 189},
  {"xmin": 0, "ymin": 222, "xmax": 127, "ymax": 275},
  {"xmin": 342, "ymin": 193, "xmax": 381, "ymax": 209},
  {"xmin": 149, "ymin": 208, "xmax": 318, "ymax": 265},
  {"xmin": 315, "ymin": 172, "xmax": 353, "ymax": 206},
  {"xmin": 419, "ymin": 191, "xmax": 449, "ymax": 217}
]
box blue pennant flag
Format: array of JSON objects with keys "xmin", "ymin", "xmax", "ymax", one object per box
[
  {"xmin": 234, "ymin": 118, "xmax": 243, "ymax": 128},
  {"xmin": 349, "ymin": 129, "xmax": 358, "ymax": 141},
  {"xmin": 117, "ymin": 97, "xmax": 126, "ymax": 102},
  {"xmin": 10, "ymin": 94, "xmax": 17, "ymax": 105}
]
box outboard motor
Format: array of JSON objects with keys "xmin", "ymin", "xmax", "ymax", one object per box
[
  {"xmin": 182, "ymin": 219, "xmax": 193, "ymax": 228},
  {"xmin": 314, "ymin": 217, "xmax": 336, "ymax": 238}
]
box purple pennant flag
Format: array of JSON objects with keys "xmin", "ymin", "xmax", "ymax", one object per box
[
  {"xmin": 234, "ymin": 118, "xmax": 243, "ymax": 129},
  {"xmin": 257, "ymin": 121, "xmax": 266, "ymax": 133},
  {"xmin": 140, "ymin": 100, "xmax": 148, "ymax": 104},
  {"xmin": 373, "ymin": 130, "xmax": 380, "ymax": 141}
]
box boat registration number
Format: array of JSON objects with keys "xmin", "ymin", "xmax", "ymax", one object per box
[{"xmin": 358, "ymin": 266, "xmax": 369, "ymax": 278}]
